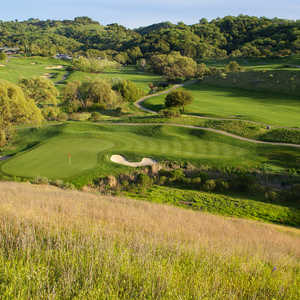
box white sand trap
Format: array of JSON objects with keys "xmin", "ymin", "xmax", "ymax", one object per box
[
  {"xmin": 111, "ymin": 155, "xmax": 156, "ymax": 167},
  {"xmin": 0, "ymin": 64, "xmax": 5, "ymax": 67},
  {"xmin": 45, "ymin": 65, "xmax": 64, "ymax": 70}
]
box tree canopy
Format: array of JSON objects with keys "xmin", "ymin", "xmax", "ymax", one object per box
[
  {"xmin": 0, "ymin": 16, "xmax": 298, "ymax": 60},
  {"xmin": 0, "ymin": 80, "xmax": 43, "ymax": 146},
  {"xmin": 165, "ymin": 90, "xmax": 194, "ymax": 112}
]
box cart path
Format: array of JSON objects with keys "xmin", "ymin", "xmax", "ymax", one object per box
[
  {"xmin": 103, "ymin": 122, "xmax": 300, "ymax": 149},
  {"xmin": 134, "ymin": 80, "xmax": 300, "ymax": 131}
]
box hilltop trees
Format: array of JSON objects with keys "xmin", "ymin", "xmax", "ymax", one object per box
[
  {"xmin": 0, "ymin": 80, "xmax": 43, "ymax": 146},
  {"xmin": 0, "ymin": 16, "xmax": 298, "ymax": 61},
  {"xmin": 165, "ymin": 90, "xmax": 193, "ymax": 112}
]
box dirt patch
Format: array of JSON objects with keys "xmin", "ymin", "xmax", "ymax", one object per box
[
  {"xmin": 111, "ymin": 155, "xmax": 157, "ymax": 167},
  {"xmin": 45, "ymin": 65, "xmax": 64, "ymax": 70}
]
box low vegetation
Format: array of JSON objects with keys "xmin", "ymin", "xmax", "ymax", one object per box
[{"xmin": 0, "ymin": 182, "xmax": 299, "ymax": 299}]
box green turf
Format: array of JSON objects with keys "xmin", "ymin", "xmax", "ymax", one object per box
[
  {"xmin": 144, "ymin": 83, "xmax": 300, "ymax": 127},
  {"xmin": 2, "ymin": 122, "xmax": 300, "ymax": 182},
  {"xmin": 203, "ymin": 55, "xmax": 300, "ymax": 71},
  {"xmin": 67, "ymin": 66, "xmax": 163, "ymax": 92},
  {"xmin": 127, "ymin": 185, "xmax": 300, "ymax": 226},
  {"xmin": 0, "ymin": 56, "xmax": 69, "ymax": 84}
]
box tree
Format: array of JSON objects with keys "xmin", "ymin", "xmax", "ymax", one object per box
[
  {"xmin": 63, "ymin": 79, "xmax": 120, "ymax": 111},
  {"xmin": 150, "ymin": 52, "xmax": 198, "ymax": 81},
  {"xmin": 0, "ymin": 52, "xmax": 7, "ymax": 62},
  {"xmin": 0, "ymin": 80, "xmax": 43, "ymax": 146},
  {"xmin": 72, "ymin": 57, "xmax": 120, "ymax": 73},
  {"xmin": 165, "ymin": 90, "xmax": 193, "ymax": 112},
  {"xmin": 112, "ymin": 79, "xmax": 144, "ymax": 102},
  {"xmin": 19, "ymin": 77, "xmax": 59, "ymax": 106},
  {"xmin": 225, "ymin": 61, "xmax": 243, "ymax": 73}
]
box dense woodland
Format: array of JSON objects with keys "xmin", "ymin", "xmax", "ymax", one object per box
[{"xmin": 0, "ymin": 15, "xmax": 299, "ymax": 61}]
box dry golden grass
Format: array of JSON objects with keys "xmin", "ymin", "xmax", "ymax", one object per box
[
  {"xmin": 1, "ymin": 182, "xmax": 299, "ymax": 262},
  {"xmin": 0, "ymin": 181, "xmax": 299, "ymax": 299}
]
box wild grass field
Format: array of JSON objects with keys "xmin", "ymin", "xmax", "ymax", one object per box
[
  {"xmin": 0, "ymin": 181, "xmax": 299, "ymax": 299},
  {"xmin": 1, "ymin": 122, "xmax": 300, "ymax": 183},
  {"xmin": 143, "ymin": 83, "xmax": 300, "ymax": 127}
]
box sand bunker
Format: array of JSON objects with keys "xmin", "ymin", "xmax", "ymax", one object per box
[
  {"xmin": 45, "ymin": 65, "xmax": 64, "ymax": 70},
  {"xmin": 111, "ymin": 155, "xmax": 156, "ymax": 167},
  {"xmin": 0, "ymin": 64, "xmax": 5, "ymax": 67}
]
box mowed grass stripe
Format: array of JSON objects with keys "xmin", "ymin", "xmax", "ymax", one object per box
[
  {"xmin": 143, "ymin": 83, "xmax": 300, "ymax": 127},
  {"xmin": 2, "ymin": 123, "xmax": 299, "ymax": 179}
]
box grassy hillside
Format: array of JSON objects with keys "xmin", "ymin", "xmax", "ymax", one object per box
[
  {"xmin": 127, "ymin": 185, "xmax": 300, "ymax": 227},
  {"xmin": 2, "ymin": 122, "xmax": 300, "ymax": 182},
  {"xmin": 144, "ymin": 83, "xmax": 300, "ymax": 127},
  {"xmin": 0, "ymin": 182, "xmax": 299, "ymax": 299}
]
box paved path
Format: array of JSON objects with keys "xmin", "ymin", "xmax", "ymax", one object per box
[
  {"xmin": 134, "ymin": 80, "xmax": 300, "ymax": 131},
  {"xmin": 0, "ymin": 156, "xmax": 11, "ymax": 161},
  {"xmin": 104, "ymin": 122, "xmax": 300, "ymax": 149},
  {"xmin": 134, "ymin": 80, "xmax": 198, "ymax": 113}
]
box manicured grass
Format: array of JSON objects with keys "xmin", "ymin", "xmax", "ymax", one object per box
[
  {"xmin": 203, "ymin": 55, "xmax": 300, "ymax": 71},
  {"xmin": 144, "ymin": 83, "xmax": 300, "ymax": 127},
  {"xmin": 67, "ymin": 66, "xmax": 163, "ymax": 92},
  {"xmin": 0, "ymin": 56, "xmax": 68, "ymax": 84},
  {"xmin": 2, "ymin": 122, "xmax": 300, "ymax": 182}
]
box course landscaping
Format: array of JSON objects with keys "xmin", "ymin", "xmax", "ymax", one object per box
[
  {"xmin": 143, "ymin": 82, "xmax": 300, "ymax": 127},
  {"xmin": 2, "ymin": 122, "xmax": 300, "ymax": 182}
]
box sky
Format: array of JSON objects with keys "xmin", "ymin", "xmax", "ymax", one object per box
[{"xmin": 1, "ymin": 0, "xmax": 300, "ymax": 28}]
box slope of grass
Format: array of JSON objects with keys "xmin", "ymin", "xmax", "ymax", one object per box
[
  {"xmin": 144, "ymin": 83, "xmax": 300, "ymax": 127},
  {"xmin": 127, "ymin": 185, "xmax": 300, "ymax": 227},
  {"xmin": 0, "ymin": 182, "xmax": 299, "ymax": 299},
  {"xmin": 1, "ymin": 122, "xmax": 300, "ymax": 183},
  {"xmin": 203, "ymin": 55, "xmax": 300, "ymax": 71},
  {"xmin": 67, "ymin": 66, "xmax": 163, "ymax": 92}
]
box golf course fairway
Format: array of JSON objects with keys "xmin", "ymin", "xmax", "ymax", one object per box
[{"xmin": 1, "ymin": 122, "xmax": 300, "ymax": 180}]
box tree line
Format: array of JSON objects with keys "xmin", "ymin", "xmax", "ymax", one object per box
[{"xmin": 0, "ymin": 15, "xmax": 299, "ymax": 60}]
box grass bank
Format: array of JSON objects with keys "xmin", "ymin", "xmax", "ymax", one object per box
[{"xmin": 0, "ymin": 182, "xmax": 299, "ymax": 299}]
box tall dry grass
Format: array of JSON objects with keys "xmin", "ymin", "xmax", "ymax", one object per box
[{"xmin": 0, "ymin": 182, "xmax": 299, "ymax": 299}]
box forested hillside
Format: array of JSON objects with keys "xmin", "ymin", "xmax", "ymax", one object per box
[{"xmin": 0, "ymin": 15, "xmax": 299, "ymax": 61}]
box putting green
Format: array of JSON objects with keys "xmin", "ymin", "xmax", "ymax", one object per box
[{"xmin": 2, "ymin": 123, "xmax": 299, "ymax": 179}]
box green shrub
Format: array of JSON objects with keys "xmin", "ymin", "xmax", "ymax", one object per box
[
  {"xmin": 158, "ymin": 176, "xmax": 168, "ymax": 185},
  {"xmin": 32, "ymin": 176, "xmax": 49, "ymax": 185},
  {"xmin": 203, "ymin": 179, "xmax": 217, "ymax": 191},
  {"xmin": 57, "ymin": 112, "xmax": 69, "ymax": 121},
  {"xmin": 137, "ymin": 174, "xmax": 152, "ymax": 187},
  {"xmin": 90, "ymin": 112, "xmax": 102, "ymax": 122},
  {"xmin": 191, "ymin": 177, "xmax": 202, "ymax": 185},
  {"xmin": 216, "ymin": 180, "xmax": 230, "ymax": 192},
  {"xmin": 265, "ymin": 190, "xmax": 279, "ymax": 201},
  {"xmin": 159, "ymin": 108, "xmax": 181, "ymax": 118}
]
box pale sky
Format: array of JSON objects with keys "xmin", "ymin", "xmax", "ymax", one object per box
[{"xmin": 1, "ymin": 0, "xmax": 300, "ymax": 28}]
